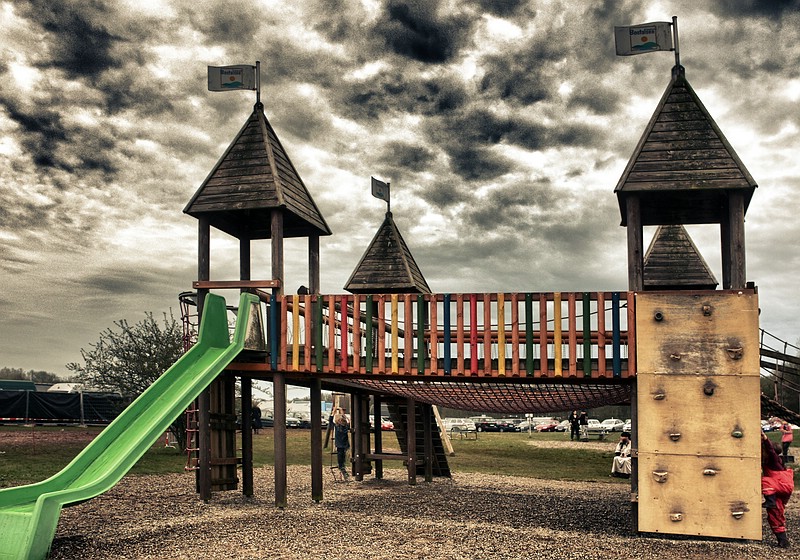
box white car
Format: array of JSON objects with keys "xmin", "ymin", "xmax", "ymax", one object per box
[
  {"xmin": 585, "ymin": 419, "xmax": 604, "ymax": 432},
  {"xmin": 441, "ymin": 418, "xmax": 477, "ymax": 433},
  {"xmin": 600, "ymin": 418, "xmax": 625, "ymax": 432}
]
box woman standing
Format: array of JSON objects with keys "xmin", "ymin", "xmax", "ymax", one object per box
[{"xmin": 333, "ymin": 410, "xmax": 351, "ymax": 481}]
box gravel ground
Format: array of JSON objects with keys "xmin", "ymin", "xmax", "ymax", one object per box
[{"xmin": 49, "ymin": 465, "xmax": 797, "ymax": 560}]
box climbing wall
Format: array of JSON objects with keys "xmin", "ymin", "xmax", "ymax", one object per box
[{"xmin": 636, "ymin": 291, "xmax": 761, "ymax": 539}]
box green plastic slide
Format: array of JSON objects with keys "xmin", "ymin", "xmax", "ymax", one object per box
[{"xmin": 0, "ymin": 292, "xmax": 258, "ymax": 560}]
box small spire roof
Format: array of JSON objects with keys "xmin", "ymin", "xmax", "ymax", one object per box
[
  {"xmin": 643, "ymin": 225, "xmax": 718, "ymax": 290},
  {"xmin": 184, "ymin": 102, "xmax": 331, "ymax": 239},
  {"xmin": 615, "ymin": 66, "xmax": 757, "ymax": 226},
  {"xmin": 344, "ymin": 212, "xmax": 431, "ymax": 294}
]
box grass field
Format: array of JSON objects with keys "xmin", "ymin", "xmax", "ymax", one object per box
[
  {"xmin": 1, "ymin": 425, "xmax": 794, "ymax": 488},
  {"xmin": 0, "ymin": 425, "xmax": 623, "ymax": 487}
]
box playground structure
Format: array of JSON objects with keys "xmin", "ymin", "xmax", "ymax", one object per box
[
  {"xmin": 0, "ymin": 60, "xmax": 788, "ymax": 559},
  {"xmin": 178, "ymin": 62, "xmax": 764, "ymax": 540}
]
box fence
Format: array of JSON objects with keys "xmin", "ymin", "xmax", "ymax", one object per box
[{"xmin": 0, "ymin": 390, "xmax": 131, "ymax": 425}]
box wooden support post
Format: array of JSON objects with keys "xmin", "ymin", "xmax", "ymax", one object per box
[
  {"xmin": 271, "ymin": 211, "xmax": 284, "ymax": 296},
  {"xmin": 423, "ymin": 404, "xmax": 433, "ymax": 482},
  {"xmin": 273, "ymin": 373, "xmax": 287, "ymax": 508},
  {"xmin": 353, "ymin": 393, "xmax": 364, "ymax": 481},
  {"xmin": 406, "ymin": 398, "xmax": 417, "ymax": 486},
  {"xmin": 271, "ymin": 208, "xmax": 286, "ymax": 508},
  {"xmin": 197, "ymin": 217, "xmax": 211, "ymax": 502},
  {"xmin": 197, "ymin": 389, "xmax": 211, "ymax": 502},
  {"xmin": 310, "ymin": 378, "xmax": 323, "ymax": 502},
  {"xmin": 374, "ymin": 395, "xmax": 384, "ymax": 479},
  {"xmin": 720, "ymin": 211, "xmax": 732, "ymax": 290},
  {"xmin": 626, "ymin": 195, "xmax": 644, "ymax": 291},
  {"xmin": 241, "ymin": 378, "xmax": 253, "ymax": 497},
  {"xmin": 728, "ymin": 191, "xmax": 747, "ymax": 289},
  {"xmin": 308, "ymin": 234, "xmax": 319, "ymax": 295},
  {"xmin": 239, "ymin": 237, "xmax": 253, "ymax": 497}
]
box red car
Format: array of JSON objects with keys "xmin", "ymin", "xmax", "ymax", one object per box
[
  {"xmin": 380, "ymin": 417, "xmax": 394, "ymax": 431},
  {"xmin": 535, "ymin": 420, "xmax": 560, "ymax": 432}
]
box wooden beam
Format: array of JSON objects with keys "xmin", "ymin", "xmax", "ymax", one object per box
[
  {"xmin": 192, "ymin": 280, "xmax": 281, "ymax": 289},
  {"xmin": 626, "ymin": 194, "xmax": 644, "ymax": 291}
]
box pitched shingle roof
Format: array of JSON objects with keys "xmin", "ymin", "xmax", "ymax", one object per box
[
  {"xmin": 184, "ymin": 102, "xmax": 330, "ymax": 239},
  {"xmin": 615, "ymin": 66, "xmax": 757, "ymax": 226},
  {"xmin": 643, "ymin": 224, "xmax": 718, "ymax": 290},
  {"xmin": 344, "ymin": 212, "xmax": 431, "ymax": 294}
]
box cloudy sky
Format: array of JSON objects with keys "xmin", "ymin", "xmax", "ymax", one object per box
[{"xmin": 1, "ymin": 0, "xmax": 799, "ymax": 375}]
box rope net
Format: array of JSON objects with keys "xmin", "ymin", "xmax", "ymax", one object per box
[{"xmin": 345, "ymin": 379, "xmax": 631, "ymax": 414}]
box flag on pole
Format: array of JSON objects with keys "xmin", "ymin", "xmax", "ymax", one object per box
[
  {"xmin": 208, "ymin": 65, "xmax": 256, "ymax": 91},
  {"xmin": 371, "ymin": 176, "xmax": 390, "ymax": 203},
  {"xmin": 614, "ymin": 22, "xmax": 672, "ymax": 56}
]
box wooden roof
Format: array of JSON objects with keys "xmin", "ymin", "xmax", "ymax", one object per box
[
  {"xmin": 643, "ymin": 225, "xmax": 718, "ymax": 290},
  {"xmin": 184, "ymin": 102, "xmax": 331, "ymax": 239},
  {"xmin": 344, "ymin": 212, "xmax": 431, "ymax": 294},
  {"xmin": 615, "ymin": 66, "xmax": 757, "ymax": 226}
]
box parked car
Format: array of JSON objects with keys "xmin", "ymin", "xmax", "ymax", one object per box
[
  {"xmin": 622, "ymin": 419, "xmax": 631, "ymax": 432},
  {"xmin": 470, "ymin": 416, "xmax": 500, "ymax": 432},
  {"xmin": 498, "ymin": 419, "xmax": 522, "ymax": 432},
  {"xmin": 534, "ymin": 419, "xmax": 560, "ymax": 432},
  {"xmin": 442, "ymin": 418, "xmax": 477, "ymax": 433},
  {"xmin": 585, "ymin": 419, "xmax": 604, "ymax": 433},
  {"xmin": 381, "ymin": 417, "xmax": 394, "ymax": 431},
  {"xmin": 600, "ymin": 418, "xmax": 625, "ymax": 432},
  {"xmin": 286, "ymin": 417, "xmax": 301, "ymax": 428},
  {"xmin": 555, "ymin": 420, "xmax": 570, "ymax": 432}
]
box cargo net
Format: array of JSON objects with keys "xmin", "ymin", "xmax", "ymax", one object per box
[{"xmin": 350, "ymin": 379, "xmax": 631, "ymax": 414}]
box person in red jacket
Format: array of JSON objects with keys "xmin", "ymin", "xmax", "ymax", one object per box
[{"xmin": 762, "ymin": 431, "xmax": 794, "ymax": 548}]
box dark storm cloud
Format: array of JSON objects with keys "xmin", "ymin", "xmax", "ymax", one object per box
[
  {"xmin": 426, "ymin": 106, "xmax": 602, "ymax": 182},
  {"xmin": 448, "ymin": 146, "xmax": 513, "ymax": 182},
  {"xmin": 375, "ymin": 0, "xmax": 475, "ymax": 63},
  {"xmin": 0, "ymin": 95, "xmax": 120, "ymax": 175},
  {"xmin": 566, "ymin": 85, "xmax": 623, "ymax": 115},
  {"xmin": 337, "ymin": 70, "xmax": 468, "ymax": 121},
  {"xmin": 463, "ymin": 181, "xmax": 559, "ymax": 231},
  {"xmin": 709, "ymin": 0, "xmax": 800, "ymax": 18},
  {"xmin": 470, "ymin": 0, "xmax": 530, "ymax": 18},
  {"xmin": 418, "ymin": 181, "xmax": 463, "ymax": 210},
  {"xmin": 185, "ymin": 0, "xmax": 266, "ymax": 45},
  {"xmin": 379, "ymin": 142, "xmax": 436, "ymax": 171},
  {"xmin": 13, "ymin": 0, "xmax": 124, "ymax": 77},
  {"xmin": 2, "ymin": 102, "xmax": 70, "ymax": 170}
]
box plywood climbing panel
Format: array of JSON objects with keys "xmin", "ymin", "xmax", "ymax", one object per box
[{"xmin": 636, "ymin": 291, "xmax": 761, "ymax": 540}]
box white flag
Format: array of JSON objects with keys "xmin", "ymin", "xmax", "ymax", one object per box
[
  {"xmin": 208, "ymin": 65, "xmax": 256, "ymax": 91},
  {"xmin": 614, "ymin": 22, "xmax": 672, "ymax": 56},
  {"xmin": 371, "ymin": 176, "xmax": 390, "ymax": 203}
]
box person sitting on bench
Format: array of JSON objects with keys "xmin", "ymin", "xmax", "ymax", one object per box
[{"xmin": 611, "ymin": 431, "xmax": 632, "ymax": 478}]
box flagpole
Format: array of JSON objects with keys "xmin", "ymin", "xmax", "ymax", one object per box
[
  {"xmin": 672, "ymin": 16, "xmax": 680, "ymax": 68},
  {"xmin": 387, "ymin": 183, "xmax": 390, "ymax": 214},
  {"xmin": 256, "ymin": 60, "xmax": 261, "ymax": 105}
]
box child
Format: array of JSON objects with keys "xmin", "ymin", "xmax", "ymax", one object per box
[{"xmin": 762, "ymin": 431, "xmax": 794, "ymax": 548}]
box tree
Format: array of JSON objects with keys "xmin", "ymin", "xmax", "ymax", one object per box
[
  {"xmin": 0, "ymin": 367, "xmax": 61, "ymax": 384},
  {"xmin": 66, "ymin": 311, "xmax": 187, "ymax": 447}
]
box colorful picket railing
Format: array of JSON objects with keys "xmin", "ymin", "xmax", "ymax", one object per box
[{"xmin": 264, "ymin": 292, "xmax": 635, "ymax": 379}]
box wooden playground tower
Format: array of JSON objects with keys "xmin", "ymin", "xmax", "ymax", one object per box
[{"xmin": 182, "ymin": 63, "xmax": 762, "ymax": 540}]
